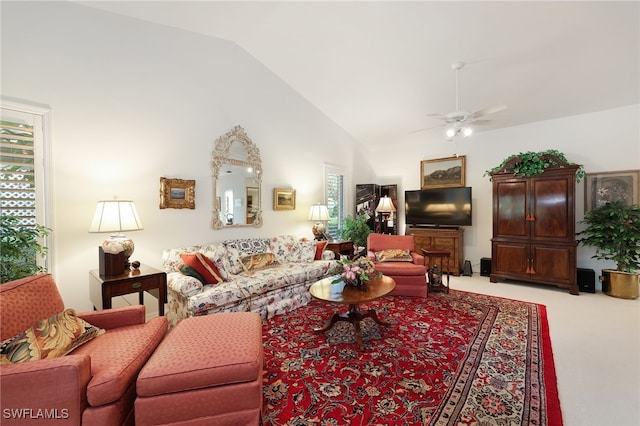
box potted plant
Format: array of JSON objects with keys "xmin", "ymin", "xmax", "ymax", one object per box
[
  {"xmin": 0, "ymin": 215, "xmax": 51, "ymax": 283},
  {"xmin": 576, "ymin": 200, "xmax": 640, "ymax": 299},
  {"xmin": 485, "ymin": 149, "xmax": 585, "ymax": 182},
  {"xmin": 337, "ymin": 214, "xmax": 372, "ymax": 255}
]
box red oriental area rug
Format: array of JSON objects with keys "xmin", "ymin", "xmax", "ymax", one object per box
[{"xmin": 261, "ymin": 290, "xmax": 562, "ymax": 425}]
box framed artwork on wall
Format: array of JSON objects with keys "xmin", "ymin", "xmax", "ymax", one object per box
[
  {"xmin": 273, "ymin": 188, "xmax": 296, "ymax": 210},
  {"xmin": 160, "ymin": 177, "xmax": 195, "ymax": 209},
  {"xmin": 584, "ymin": 169, "xmax": 639, "ymax": 212},
  {"xmin": 420, "ymin": 155, "xmax": 466, "ymax": 189}
]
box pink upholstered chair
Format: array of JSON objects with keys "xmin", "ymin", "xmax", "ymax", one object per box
[
  {"xmin": 0, "ymin": 274, "xmax": 168, "ymax": 425},
  {"xmin": 367, "ymin": 234, "xmax": 428, "ymax": 297}
]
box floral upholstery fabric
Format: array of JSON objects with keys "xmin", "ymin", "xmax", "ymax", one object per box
[
  {"xmin": 222, "ymin": 246, "xmax": 244, "ymax": 275},
  {"xmin": 164, "ymin": 236, "xmax": 339, "ymax": 328},
  {"xmin": 167, "ymin": 280, "xmax": 316, "ymax": 329},
  {"xmin": 186, "ymin": 261, "xmax": 334, "ymax": 313},
  {"xmin": 288, "ymin": 240, "xmax": 316, "ymax": 263},
  {"xmin": 167, "ymin": 274, "xmax": 204, "ymax": 298},
  {"xmin": 269, "ymin": 235, "xmax": 298, "ymax": 263}
]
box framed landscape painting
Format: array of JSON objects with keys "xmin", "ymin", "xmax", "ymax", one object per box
[
  {"xmin": 273, "ymin": 188, "xmax": 296, "ymax": 210},
  {"xmin": 421, "ymin": 155, "xmax": 466, "ymax": 189},
  {"xmin": 585, "ymin": 169, "xmax": 639, "ymax": 212},
  {"xmin": 160, "ymin": 177, "xmax": 195, "ymax": 209}
]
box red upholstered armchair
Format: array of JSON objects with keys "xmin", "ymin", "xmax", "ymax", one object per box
[
  {"xmin": 0, "ymin": 274, "xmax": 168, "ymax": 425},
  {"xmin": 367, "ymin": 234, "xmax": 428, "ymax": 297}
]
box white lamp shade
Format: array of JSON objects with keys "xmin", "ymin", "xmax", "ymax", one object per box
[
  {"xmin": 308, "ymin": 204, "xmax": 330, "ymax": 221},
  {"xmin": 89, "ymin": 200, "xmax": 143, "ymax": 233},
  {"xmin": 375, "ymin": 196, "xmax": 396, "ymax": 213}
]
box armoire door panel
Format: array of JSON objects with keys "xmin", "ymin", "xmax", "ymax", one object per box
[
  {"xmin": 492, "ymin": 242, "xmax": 528, "ymax": 276},
  {"xmin": 532, "ymin": 245, "xmax": 576, "ymax": 284},
  {"xmin": 532, "ymin": 177, "xmax": 571, "ymax": 239},
  {"xmin": 494, "ymin": 181, "xmax": 528, "ymax": 238}
]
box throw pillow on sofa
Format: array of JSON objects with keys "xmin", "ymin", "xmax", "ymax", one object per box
[
  {"xmin": 315, "ymin": 240, "xmax": 328, "ymax": 260},
  {"xmin": 178, "ymin": 264, "xmax": 206, "ymax": 284},
  {"xmin": 241, "ymin": 252, "xmax": 280, "ymax": 273},
  {"xmin": 224, "ymin": 238, "xmax": 271, "ymax": 256},
  {"xmin": 0, "ymin": 308, "xmax": 104, "ymax": 364},
  {"xmin": 222, "ymin": 246, "xmax": 245, "ymax": 275},
  {"xmin": 180, "ymin": 252, "xmax": 224, "ymax": 284},
  {"xmin": 201, "ymin": 243, "xmax": 231, "ymax": 281},
  {"xmin": 375, "ymin": 249, "xmax": 413, "ymax": 262},
  {"xmin": 270, "ymin": 235, "xmax": 298, "ymax": 263},
  {"xmin": 289, "ymin": 240, "xmax": 317, "ymax": 263}
]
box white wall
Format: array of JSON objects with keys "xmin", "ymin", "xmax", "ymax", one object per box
[
  {"xmin": 370, "ymin": 104, "xmax": 640, "ymax": 287},
  {"xmin": 2, "ymin": 2, "xmax": 637, "ymax": 309},
  {"xmin": 1, "ymin": 1, "xmax": 371, "ymax": 310}
]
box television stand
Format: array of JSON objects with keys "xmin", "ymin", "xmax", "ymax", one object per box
[{"xmin": 409, "ymin": 227, "xmax": 464, "ymax": 276}]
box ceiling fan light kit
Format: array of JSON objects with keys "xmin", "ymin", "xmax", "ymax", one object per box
[
  {"xmin": 416, "ymin": 61, "xmax": 507, "ymax": 141},
  {"xmin": 446, "ymin": 122, "xmax": 473, "ymax": 140}
]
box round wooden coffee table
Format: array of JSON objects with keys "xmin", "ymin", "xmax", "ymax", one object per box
[{"xmin": 309, "ymin": 275, "xmax": 396, "ymax": 350}]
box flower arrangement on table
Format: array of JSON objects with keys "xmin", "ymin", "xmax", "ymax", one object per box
[{"xmin": 332, "ymin": 256, "xmax": 378, "ymax": 288}]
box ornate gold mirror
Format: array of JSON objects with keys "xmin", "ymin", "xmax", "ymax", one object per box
[{"xmin": 211, "ymin": 126, "xmax": 262, "ymax": 229}]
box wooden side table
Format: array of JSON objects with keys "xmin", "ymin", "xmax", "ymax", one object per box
[
  {"xmin": 422, "ymin": 249, "xmax": 451, "ymax": 294},
  {"xmin": 89, "ymin": 264, "xmax": 167, "ymax": 316},
  {"xmin": 326, "ymin": 240, "xmax": 355, "ymax": 259}
]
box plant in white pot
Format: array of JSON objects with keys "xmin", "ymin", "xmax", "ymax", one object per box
[{"xmin": 576, "ymin": 200, "xmax": 640, "ymax": 299}]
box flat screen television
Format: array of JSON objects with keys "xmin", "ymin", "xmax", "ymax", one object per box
[{"xmin": 405, "ymin": 187, "xmax": 472, "ymax": 227}]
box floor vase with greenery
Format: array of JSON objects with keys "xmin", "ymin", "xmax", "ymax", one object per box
[{"xmin": 577, "ymin": 200, "xmax": 640, "ymax": 299}]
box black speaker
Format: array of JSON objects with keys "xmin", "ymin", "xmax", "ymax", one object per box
[
  {"xmin": 480, "ymin": 257, "xmax": 491, "ymax": 277},
  {"xmin": 577, "ymin": 268, "xmax": 596, "ymax": 293},
  {"xmin": 462, "ymin": 260, "xmax": 473, "ymax": 276}
]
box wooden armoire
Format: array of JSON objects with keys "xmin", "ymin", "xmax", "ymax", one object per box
[{"xmin": 489, "ymin": 156, "xmax": 580, "ymax": 294}]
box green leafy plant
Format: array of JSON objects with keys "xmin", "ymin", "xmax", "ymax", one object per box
[
  {"xmin": 337, "ymin": 214, "xmax": 372, "ymax": 252},
  {"xmin": 485, "ymin": 149, "xmax": 585, "ymax": 182},
  {"xmin": 0, "ymin": 215, "xmax": 51, "ymax": 283},
  {"xmin": 576, "ymin": 200, "xmax": 640, "ymax": 273}
]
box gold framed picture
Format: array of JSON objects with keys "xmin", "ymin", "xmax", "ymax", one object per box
[
  {"xmin": 160, "ymin": 177, "xmax": 195, "ymax": 209},
  {"xmin": 273, "ymin": 188, "xmax": 296, "ymax": 210},
  {"xmin": 420, "ymin": 155, "xmax": 466, "ymax": 189},
  {"xmin": 584, "ymin": 169, "xmax": 639, "ymax": 212}
]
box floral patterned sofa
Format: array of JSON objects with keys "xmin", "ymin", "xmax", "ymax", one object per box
[{"xmin": 162, "ymin": 235, "xmax": 338, "ymax": 328}]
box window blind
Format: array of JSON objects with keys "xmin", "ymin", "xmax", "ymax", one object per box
[
  {"xmin": 1, "ymin": 120, "xmax": 36, "ymax": 226},
  {"xmin": 326, "ymin": 171, "xmax": 344, "ymax": 238}
]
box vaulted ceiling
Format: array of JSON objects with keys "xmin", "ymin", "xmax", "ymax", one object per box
[{"xmin": 79, "ymin": 1, "xmax": 639, "ymax": 149}]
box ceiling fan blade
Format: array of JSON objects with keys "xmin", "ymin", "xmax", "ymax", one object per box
[
  {"xmin": 425, "ymin": 113, "xmax": 448, "ymax": 120},
  {"xmin": 409, "ymin": 123, "xmax": 445, "ymax": 134},
  {"xmin": 468, "ymin": 119, "xmax": 494, "ymax": 126},
  {"xmin": 467, "ymin": 103, "xmax": 507, "ymax": 120}
]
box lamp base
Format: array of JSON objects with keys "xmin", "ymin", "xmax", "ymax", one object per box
[
  {"xmin": 99, "ymin": 246, "xmax": 126, "ymax": 276},
  {"xmin": 312, "ymin": 223, "xmax": 328, "ymax": 241}
]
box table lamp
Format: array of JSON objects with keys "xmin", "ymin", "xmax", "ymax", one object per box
[
  {"xmin": 308, "ymin": 204, "xmax": 330, "ymax": 240},
  {"xmin": 375, "ymin": 196, "xmax": 396, "ymax": 234},
  {"xmin": 89, "ymin": 200, "xmax": 143, "ymax": 276}
]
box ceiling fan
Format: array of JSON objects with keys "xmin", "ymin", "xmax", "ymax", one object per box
[{"xmin": 415, "ymin": 61, "xmax": 507, "ymax": 140}]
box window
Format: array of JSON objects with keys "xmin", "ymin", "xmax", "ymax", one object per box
[
  {"xmin": 324, "ymin": 163, "xmax": 346, "ymax": 239},
  {"xmin": 1, "ymin": 102, "xmax": 51, "ymax": 270}
]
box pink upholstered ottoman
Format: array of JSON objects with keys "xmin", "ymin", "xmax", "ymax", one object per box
[{"xmin": 135, "ymin": 312, "xmax": 264, "ymax": 425}]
